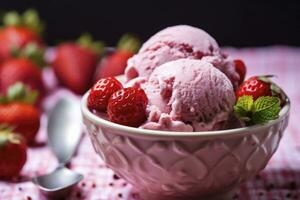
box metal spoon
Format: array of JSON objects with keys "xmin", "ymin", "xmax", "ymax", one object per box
[{"xmin": 33, "ymin": 97, "xmax": 83, "ymax": 199}]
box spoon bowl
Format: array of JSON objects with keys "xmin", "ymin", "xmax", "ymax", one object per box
[
  {"xmin": 33, "ymin": 167, "xmax": 83, "ymax": 198},
  {"xmin": 33, "ymin": 96, "xmax": 83, "ymax": 199}
]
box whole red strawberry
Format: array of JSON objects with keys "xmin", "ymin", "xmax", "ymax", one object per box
[
  {"xmin": 236, "ymin": 76, "xmax": 275, "ymax": 100},
  {"xmin": 108, "ymin": 87, "xmax": 148, "ymax": 127},
  {"xmin": 53, "ymin": 34, "xmax": 104, "ymax": 94},
  {"xmin": 0, "ymin": 58, "xmax": 45, "ymax": 97},
  {"xmin": 0, "ymin": 9, "xmax": 44, "ymax": 61},
  {"xmin": 234, "ymin": 59, "xmax": 246, "ymax": 85},
  {"xmin": 0, "ymin": 103, "xmax": 40, "ymax": 144},
  {"xmin": 0, "ymin": 83, "xmax": 40, "ymax": 144},
  {"xmin": 0, "ymin": 130, "xmax": 27, "ymax": 179},
  {"xmin": 95, "ymin": 34, "xmax": 140, "ymax": 80},
  {"xmin": 88, "ymin": 77, "xmax": 123, "ymax": 112}
]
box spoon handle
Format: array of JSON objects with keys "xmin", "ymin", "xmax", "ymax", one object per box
[{"xmin": 47, "ymin": 97, "xmax": 82, "ymax": 165}]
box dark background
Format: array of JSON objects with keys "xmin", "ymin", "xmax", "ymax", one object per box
[{"xmin": 2, "ymin": 0, "xmax": 300, "ymax": 47}]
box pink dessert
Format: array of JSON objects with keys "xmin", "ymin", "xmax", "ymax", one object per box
[
  {"xmin": 128, "ymin": 59, "xmax": 236, "ymax": 131},
  {"xmin": 125, "ymin": 25, "xmax": 241, "ymax": 89},
  {"xmin": 87, "ymin": 25, "xmax": 284, "ymax": 133}
]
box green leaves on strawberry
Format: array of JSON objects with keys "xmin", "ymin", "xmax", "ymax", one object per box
[
  {"xmin": 2, "ymin": 9, "xmax": 45, "ymax": 35},
  {"xmin": 117, "ymin": 33, "xmax": 141, "ymax": 53},
  {"xmin": 234, "ymin": 95, "xmax": 281, "ymax": 125},
  {"xmin": 0, "ymin": 9, "xmax": 44, "ymax": 62},
  {"xmin": 11, "ymin": 43, "xmax": 45, "ymax": 68},
  {"xmin": 0, "ymin": 82, "xmax": 38, "ymax": 104},
  {"xmin": 0, "ymin": 58, "xmax": 45, "ymax": 100},
  {"xmin": 77, "ymin": 33, "xmax": 105, "ymax": 55},
  {"xmin": 0, "ymin": 83, "xmax": 40, "ymax": 144}
]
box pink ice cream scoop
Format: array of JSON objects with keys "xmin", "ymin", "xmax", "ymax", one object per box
[
  {"xmin": 134, "ymin": 59, "xmax": 236, "ymax": 131},
  {"xmin": 125, "ymin": 25, "xmax": 240, "ymax": 88}
]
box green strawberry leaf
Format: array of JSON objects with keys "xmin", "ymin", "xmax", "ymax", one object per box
[
  {"xmin": 77, "ymin": 33, "xmax": 105, "ymax": 55},
  {"xmin": 2, "ymin": 9, "xmax": 44, "ymax": 35},
  {"xmin": 0, "ymin": 95, "xmax": 8, "ymax": 104},
  {"xmin": 3, "ymin": 11, "xmax": 21, "ymax": 26},
  {"xmin": 0, "ymin": 132, "xmax": 8, "ymax": 148},
  {"xmin": 22, "ymin": 9, "xmax": 45, "ymax": 35},
  {"xmin": 0, "ymin": 124, "xmax": 14, "ymax": 132},
  {"xmin": 7, "ymin": 82, "xmax": 39, "ymax": 104},
  {"xmin": 234, "ymin": 95, "xmax": 254, "ymax": 117},
  {"xmin": 0, "ymin": 130, "xmax": 21, "ymax": 148},
  {"xmin": 117, "ymin": 33, "xmax": 141, "ymax": 53},
  {"xmin": 11, "ymin": 43, "xmax": 46, "ymax": 68},
  {"xmin": 252, "ymin": 96, "xmax": 281, "ymax": 124}
]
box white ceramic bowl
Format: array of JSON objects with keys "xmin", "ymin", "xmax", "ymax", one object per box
[{"xmin": 81, "ymin": 91, "xmax": 290, "ymax": 200}]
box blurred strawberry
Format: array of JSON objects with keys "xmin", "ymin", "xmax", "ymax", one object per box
[
  {"xmin": 234, "ymin": 59, "xmax": 247, "ymax": 85},
  {"xmin": 0, "ymin": 57, "xmax": 45, "ymax": 99},
  {"xmin": 0, "ymin": 83, "xmax": 40, "ymax": 144},
  {"xmin": 95, "ymin": 34, "xmax": 140, "ymax": 80},
  {"xmin": 0, "ymin": 128, "xmax": 27, "ymax": 179},
  {"xmin": 52, "ymin": 34, "xmax": 104, "ymax": 94},
  {"xmin": 0, "ymin": 9, "xmax": 44, "ymax": 62}
]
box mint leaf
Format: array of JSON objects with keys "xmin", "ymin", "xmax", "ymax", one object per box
[
  {"xmin": 252, "ymin": 96, "xmax": 281, "ymax": 124},
  {"xmin": 234, "ymin": 95, "xmax": 254, "ymax": 117}
]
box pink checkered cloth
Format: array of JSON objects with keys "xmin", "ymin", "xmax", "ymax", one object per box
[{"xmin": 0, "ymin": 46, "xmax": 299, "ymax": 200}]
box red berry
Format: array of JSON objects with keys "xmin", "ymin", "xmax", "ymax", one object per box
[
  {"xmin": 88, "ymin": 77, "xmax": 123, "ymax": 112},
  {"xmin": 95, "ymin": 50, "xmax": 134, "ymax": 80},
  {"xmin": 0, "ymin": 26, "xmax": 43, "ymax": 61},
  {"xmin": 107, "ymin": 87, "xmax": 148, "ymax": 127},
  {"xmin": 234, "ymin": 59, "xmax": 247, "ymax": 85},
  {"xmin": 0, "ymin": 58, "xmax": 45, "ymax": 98},
  {"xmin": 53, "ymin": 43, "xmax": 98, "ymax": 94},
  {"xmin": 0, "ymin": 131, "xmax": 27, "ymax": 179},
  {"xmin": 236, "ymin": 76, "xmax": 272, "ymax": 100},
  {"xmin": 0, "ymin": 103, "xmax": 40, "ymax": 144}
]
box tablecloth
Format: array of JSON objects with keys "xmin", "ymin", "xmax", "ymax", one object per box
[{"xmin": 0, "ymin": 46, "xmax": 299, "ymax": 200}]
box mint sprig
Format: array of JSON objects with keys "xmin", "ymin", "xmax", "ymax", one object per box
[{"xmin": 234, "ymin": 95, "xmax": 281, "ymax": 125}]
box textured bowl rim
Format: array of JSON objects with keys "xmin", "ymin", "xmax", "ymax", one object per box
[{"xmin": 81, "ymin": 90, "xmax": 290, "ymax": 138}]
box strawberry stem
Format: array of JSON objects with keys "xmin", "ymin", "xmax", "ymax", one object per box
[
  {"xmin": 77, "ymin": 33, "xmax": 105, "ymax": 55},
  {"xmin": 1, "ymin": 82, "xmax": 39, "ymax": 104},
  {"xmin": 3, "ymin": 11, "xmax": 21, "ymax": 26},
  {"xmin": 11, "ymin": 43, "xmax": 45, "ymax": 68},
  {"xmin": 0, "ymin": 130, "xmax": 23, "ymax": 147},
  {"xmin": 117, "ymin": 33, "xmax": 141, "ymax": 53},
  {"xmin": 2, "ymin": 9, "xmax": 44, "ymax": 35}
]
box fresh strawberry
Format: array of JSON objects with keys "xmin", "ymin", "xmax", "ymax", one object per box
[
  {"xmin": 0, "ymin": 58, "xmax": 44, "ymax": 98},
  {"xmin": 236, "ymin": 76, "xmax": 281, "ymax": 100},
  {"xmin": 234, "ymin": 59, "xmax": 247, "ymax": 85},
  {"xmin": 88, "ymin": 77, "xmax": 123, "ymax": 112},
  {"xmin": 0, "ymin": 129, "xmax": 27, "ymax": 179},
  {"xmin": 0, "ymin": 83, "xmax": 40, "ymax": 144},
  {"xmin": 95, "ymin": 34, "xmax": 140, "ymax": 80},
  {"xmin": 107, "ymin": 87, "xmax": 148, "ymax": 127},
  {"xmin": 0, "ymin": 103, "xmax": 40, "ymax": 144},
  {"xmin": 0, "ymin": 9, "xmax": 44, "ymax": 61},
  {"xmin": 53, "ymin": 34, "xmax": 104, "ymax": 94}
]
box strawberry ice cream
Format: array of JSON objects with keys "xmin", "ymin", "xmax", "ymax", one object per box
[
  {"xmin": 125, "ymin": 25, "xmax": 241, "ymax": 88},
  {"xmin": 130, "ymin": 59, "xmax": 236, "ymax": 131}
]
